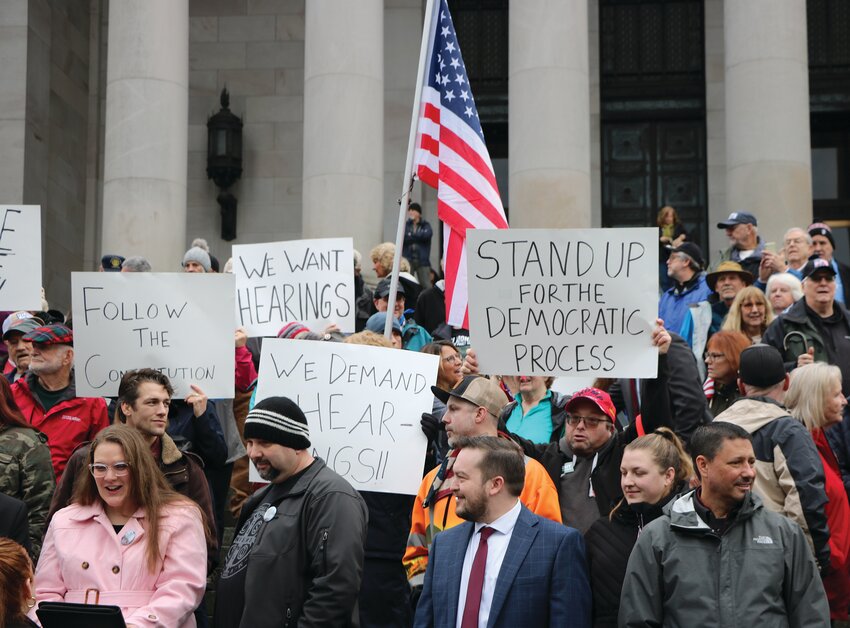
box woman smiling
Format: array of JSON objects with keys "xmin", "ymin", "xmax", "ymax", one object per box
[{"xmin": 31, "ymin": 425, "xmax": 208, "ymax": 627}]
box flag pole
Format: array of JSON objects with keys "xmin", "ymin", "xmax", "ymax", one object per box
[{"xmin": 384, "ymin": 0, "xmax": 438, "ymax": 340}]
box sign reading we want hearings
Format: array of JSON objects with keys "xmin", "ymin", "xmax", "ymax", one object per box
[
  {"xmin": 233, "ymin": 237, "xmax": 355, "ymax": 336},
  {"xmin": 71, "ymin": 273, "xmax": 236, "ymax": 399},
  {"xmin": 467, "ymin": 228, "xmax": 659, "ymax": 378},
  {"xmin": 255, "ymin": 339, "xmax": 439, "ymax": 495}
]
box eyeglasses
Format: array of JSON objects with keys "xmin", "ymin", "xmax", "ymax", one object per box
[
  {"xmin": 807, "ymin": 275, "xmax": 835, "ymax": 284},
  {"xmin": 442, "ymin": 354, "xmax": 461, "ymax": 364},
  {"xmin": 566, "ymin": 415, "xmax": 610, "ymax": 428},
  {"xmin": 89, "ymin": 462, "xmax": 131, "ymax": 477},
  {"xmin": 784, "ymin": 237, "xmax": 807, "ymax": 245},
  {"xmin": 705, "ymin": 352, "xmax": 725, "ymax": 361}
]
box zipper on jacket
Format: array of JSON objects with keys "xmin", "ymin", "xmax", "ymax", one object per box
[
  {"xmin": 284, "ymin": 605, "xmax": 292, "ymax": 628},
  {"xmin": 319, "ymin": 529, "xmax": 329, "ymax": 574}
]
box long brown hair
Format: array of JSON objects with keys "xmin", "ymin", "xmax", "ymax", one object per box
[
  {"xmin": 0, "ymin": 538, "xmax": 32, "ymax": 624},
  {"xmin": 0, "ymin": 377, "xmax": 28, "ymax": 428},
  {"xmin": 71, "ymin": 424, "xmax": 202, "ymax": 571}
]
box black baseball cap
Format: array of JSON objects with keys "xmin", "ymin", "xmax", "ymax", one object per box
[
  {"xmin": 717, "ymin": 212, "xmax": 758, "ymax": 229},
  {"xmin": 802, "ymin": 257, "xmax": 836, "ymax": 281},
  {"xmin": 739, "ymin": 344, "xmax": 786, "ymax": 388}
]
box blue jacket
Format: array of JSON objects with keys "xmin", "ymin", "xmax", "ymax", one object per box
[
  {"xmin": 414, "ymin": 505, "xmax": 591, "ymax": 628},
  {"xmin": 658, "ymin": 272, "xmax": 712, "ymax": 336}
]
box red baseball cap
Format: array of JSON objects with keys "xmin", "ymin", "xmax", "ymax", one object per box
[{"xmin": 565, "ymin": 387, "xmax": 616, "ymax": 423}]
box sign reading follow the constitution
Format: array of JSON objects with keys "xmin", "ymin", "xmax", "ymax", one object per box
[
  {"xmin": 467, "ymin": 228, "xmax": 659, "ymax": 378},
  {"xmin": 0, "ymin": 205, "xmax": 42, "ymax": 310},
  {"xmin": 71, "ymin": 272, "xmax": 236, "ymax": 399},
  {"xmin": 232, "ymin": 238, "xmax": 355, "ymax": 336},
  {"xmin": 255, "ymin": 339, "xmax": 439, "ymax": 495}
]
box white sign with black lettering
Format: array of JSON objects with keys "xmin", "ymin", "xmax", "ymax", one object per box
[
  {"xmin": 71, "ymin": 272, "xmax": 236, "ymax": 399},
  {"xmin": 467, "ymin": 228, "xmax": 658, "ymax": 378},
  {"xmin": 0, "ymin": 205, "xmax": 42, "ymax": 310},
  {"xmin": 254, "ymin": 339, "xmax": 439, "ymax": 494},
  {"xmin": 232, "ymin": 238, "xmax": 355, "ymax": 336}
]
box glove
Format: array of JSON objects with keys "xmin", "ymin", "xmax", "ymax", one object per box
[{"xmin": 420, "ymin": 412, "xmax": 443, "ymax": 443}]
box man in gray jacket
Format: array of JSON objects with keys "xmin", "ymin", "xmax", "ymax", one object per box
[
  {"xmin": 214, "ymin": 396, "xmax": 368, "ymax": 628},
  {"xmin": 620, "ymin": 422, "xmax": 828, "ymax": 627}
]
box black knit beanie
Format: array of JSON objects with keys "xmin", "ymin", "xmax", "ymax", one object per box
[{"xmin": 244, "ymin": 396, "xmax": 311, "ymax": 450}]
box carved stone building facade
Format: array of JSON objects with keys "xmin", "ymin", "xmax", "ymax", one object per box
[{"xmin": 0, "ymin": 0, "xmax": 847, "ymax": 309}]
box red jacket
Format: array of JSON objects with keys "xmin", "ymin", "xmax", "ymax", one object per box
[
  {"xmin": 814, "ymin": 428, "xmax": 850, "ymax": 620},
  {"xmin": 12, "ymin": 372, "xmax": 109, "ymax": 480}
]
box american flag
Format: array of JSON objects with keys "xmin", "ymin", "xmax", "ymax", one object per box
[{"xmin": 413, "ymin": 0, "xmax": 508, "ymax": 328}]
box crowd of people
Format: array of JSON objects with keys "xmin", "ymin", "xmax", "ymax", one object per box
[{"xmin": 0, "ymin": 212, "xmax": 849, "ymax": 627}]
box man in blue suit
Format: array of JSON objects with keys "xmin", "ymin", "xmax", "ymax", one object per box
[{"xmin": 414, "ymin": 436, "xmax": 591, "ymax": 628}]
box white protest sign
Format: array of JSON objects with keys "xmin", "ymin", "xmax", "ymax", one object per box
[
  {"xmin": 467, "ymin": 228, "xmax": 659, "ymax": 378},
  {"xmin": 254, "ymin": 339, "xmax": 439, "ymax": 494},
  {"xmin": 71, "ymin": 273, "xmax": 236, "ymax": 399},
  {"xmin": 232, "ymin": 238, "xmax": 355, "ymax": 336},
  {"xmin": 0, "ymin": 205, "xmax": 42, "ymax": 310}
]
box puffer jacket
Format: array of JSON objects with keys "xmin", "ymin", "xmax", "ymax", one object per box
[
  {"xmin": 228, "ymin": 458, "xmax": 368, "ymax": 628},
  {"xmin": 715, "ymin": 396, "xmax": 830, "ymax": 570},
  {"xmin": 619, "ymin": 489, "xmax": 830, "ymax": 627},
  {"xmin": 0, "ymin": 424, "xmax": 55, "ymax": 558},
  {"xmin": 584, "ymin": 486, "xmax": 684, "ymax": 628},
  {"xmin": 12, "ymin": 371, "xmax": 109, "ymax": 478}
]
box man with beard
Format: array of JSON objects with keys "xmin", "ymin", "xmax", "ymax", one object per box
[
  {"xmin": 413, "ymin": 436, "xmax": 590, "ymax": 628},
  {"xmin": 11, "ymin": 324, "xmax": 108, "ymax": 478},
  {"xmin": 404, "ymin": 376, "xmax": 561, "ymax": 604},
  {"xmin": 214, "ymin": 396, "xmax": 368, "ymax": 628},
  {"xmin": 620, "ymin": 422, "xmax": 828, "ymax": 627}
]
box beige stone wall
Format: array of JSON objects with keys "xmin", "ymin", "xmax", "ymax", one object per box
[{"xmin": 186, "ymin": 0, "xmax": 306, "ymax": 266}]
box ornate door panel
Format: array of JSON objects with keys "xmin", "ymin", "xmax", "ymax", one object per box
[{"xmin": 602, "ymin": 120, "xmax": 707, "ymax": 249}]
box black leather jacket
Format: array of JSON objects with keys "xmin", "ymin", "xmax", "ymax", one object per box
[{"xmin": 231, "ymin": 458, "xmax": 368, "ymax": 628}]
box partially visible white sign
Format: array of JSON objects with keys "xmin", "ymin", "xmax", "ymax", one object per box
[{"xmin": 0, "ymin": 205, "xmax": 42, "ymax": 310}]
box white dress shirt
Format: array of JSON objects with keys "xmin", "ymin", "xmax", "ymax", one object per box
[{"xmin": 455, "ymin": 499, "xmax": 522, "ymax": 628}]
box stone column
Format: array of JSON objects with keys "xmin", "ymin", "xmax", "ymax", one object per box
[
  {"xmin": 102, "ymin": 0, "xmax": 188, "ymax": 271},
  {"xmin": 302, "ymin": 0, "xmax": 383, "ymax": 255},
  {"xmin": 724, "ymin": 0, "xmax": 811, "ymax": 246},
  {"xmin": 509, "ymin": 0, "xmax": 591, "ymax": 228}
]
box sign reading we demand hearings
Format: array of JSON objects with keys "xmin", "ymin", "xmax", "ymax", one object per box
[
  {"xmin": 256, "ymin": 339, "xmax": 439, "ymax": 495},
  {"xmin": 232, "ymin": 238, "xmax": 355, "ymax": 336},
  {"xmin": 468, "ymin": 228, "xmax": 659, "ymax": 378},
  {"xmin": 71, "ymin": 273, "xmax": 235, "ymax": 399},
  {"xmin": 0, "ymin": 205, "xmax": 42, "ymax": 310}
]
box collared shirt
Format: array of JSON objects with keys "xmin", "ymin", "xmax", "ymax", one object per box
[
  {"xmin": 505, "ymin": 390, "xmax": 553, "ymax": 444},
  {"xmin": 456, "ymin": 499, "xmax": 522, "ymax": 628}
]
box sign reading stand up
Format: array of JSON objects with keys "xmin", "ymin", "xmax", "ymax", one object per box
[{"xmin": 467, "ymin": 228, "xmax": 659, "ymax": 378}]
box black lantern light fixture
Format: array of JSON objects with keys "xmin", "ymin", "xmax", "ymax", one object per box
[{"xmin": 206, "ymin": 88, "xmax": 243, "ymax": 241}]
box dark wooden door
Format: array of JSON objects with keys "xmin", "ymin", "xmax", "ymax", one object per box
[{"xmin": 602, "ymin": 119, "xmax": 707, "ymax": 251}]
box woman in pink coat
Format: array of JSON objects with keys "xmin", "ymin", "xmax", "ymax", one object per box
[{"xmin": 31, "ymin": 424, "xmax": 208, "ymax": 628}]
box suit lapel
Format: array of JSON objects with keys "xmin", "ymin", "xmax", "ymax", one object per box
[
  {"xmin": 486, "ymin": 507, "xmax": 539, "ymax": 628},
  {"xmin": 446, "ymin": 522, "xmax": 475, "ymax": 625}
]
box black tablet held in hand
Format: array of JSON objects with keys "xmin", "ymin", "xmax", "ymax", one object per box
[{"xmin": 36, "ymin": 602, "xmax": 127, "ymax": 628}]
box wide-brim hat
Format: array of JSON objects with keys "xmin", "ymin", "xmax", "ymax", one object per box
[{"xmin": 706, "ymin": 261, "xmax": 755, "ymax": 292}]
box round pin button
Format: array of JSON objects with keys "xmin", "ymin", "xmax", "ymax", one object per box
[
  {"xmin": 112, "ymin": 565, "xmax": 120, "ymax": 574},
  {"xmin": 263, "ymin": 506, "xmax": 277, "ymax": 522},
  {"xmin": 81, "ymin": 562, "xmax": 89, "ymax": 570}
]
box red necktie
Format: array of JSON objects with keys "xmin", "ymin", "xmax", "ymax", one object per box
[{"xmin": 461, "ymin": 526, "xmax": 495, "ymax": 628}]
